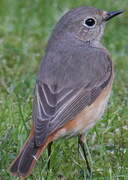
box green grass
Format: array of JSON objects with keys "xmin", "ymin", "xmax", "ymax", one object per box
[{"xmin": 0, "ymin": 0, "xmax": 128, "ymax": 179}]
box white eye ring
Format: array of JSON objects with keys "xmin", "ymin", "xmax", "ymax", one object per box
[{"xmin": 83, "ymin": 17, "xmax": 97, "ymax": 28}]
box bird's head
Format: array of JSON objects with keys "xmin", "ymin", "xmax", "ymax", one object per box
[{"xmin": 53, "ymin": 7, "xmax": 124, "ymax": 45}]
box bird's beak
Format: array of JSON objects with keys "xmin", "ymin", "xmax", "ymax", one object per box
[{"xmin": 104, "ymin": 10, "xmax": 124, "ymax": 21}]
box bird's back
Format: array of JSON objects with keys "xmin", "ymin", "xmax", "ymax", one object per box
[{"xmin": 38, "ymin": 39, "xmax": 112, "ymax": 90}]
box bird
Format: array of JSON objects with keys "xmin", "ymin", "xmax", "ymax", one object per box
[{"xmin": 9, "ymin": 6, "xmax": 124, "ymax": 178}]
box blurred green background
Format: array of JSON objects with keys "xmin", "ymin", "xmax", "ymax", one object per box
[{"xmin": 0, "ymin": 0, "xmax": 128, "ymax": 179}]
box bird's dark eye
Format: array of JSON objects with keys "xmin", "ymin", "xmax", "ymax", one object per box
[{"xmin": 83, "ymin": 18, "xmax": 96, "ymax": 28}]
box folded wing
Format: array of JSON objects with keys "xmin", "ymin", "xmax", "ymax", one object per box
[{"xmin": 33, "ymin": 64, "xmax": 111, "ymax": 146}]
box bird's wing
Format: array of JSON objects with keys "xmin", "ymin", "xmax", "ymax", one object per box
[{"xmin": 33, "ymin": 51, "xmax": 112, "ymax": 146}]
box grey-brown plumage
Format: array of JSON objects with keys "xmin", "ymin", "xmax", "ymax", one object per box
[
  {"xmin": 9, "ymin": 6, "xmax": 123, "ymax": 178},
  {"xmin": 34, "ymin": 44, "xmax": 112, "ymax": 146}
]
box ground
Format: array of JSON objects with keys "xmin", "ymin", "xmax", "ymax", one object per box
[{"xmin": 0, "ymin": 0, "xmax": 128, "ymax": 179}]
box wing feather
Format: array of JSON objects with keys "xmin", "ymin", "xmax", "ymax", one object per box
[{"xmin": 33, "ymin": 50, "xmax": 112, "ymax": 146}]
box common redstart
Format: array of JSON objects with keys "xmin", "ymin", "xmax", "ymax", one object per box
[{"xmin": 9, "ymin": 6, "xmax": 124, "ymax": 178}]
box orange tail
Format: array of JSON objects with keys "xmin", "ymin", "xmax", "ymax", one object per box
[{"xmin": 9, "ymin": 130, "xmax": 52, "ymax": 178}]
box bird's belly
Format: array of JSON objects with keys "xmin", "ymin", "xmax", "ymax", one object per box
[
  {"xmin": 54, "ymin": 79, "xmax": 113, "ymax": 140},
  {"xmin": 74, "ymin": 89, "xmax": 111, "ymax": 135}
]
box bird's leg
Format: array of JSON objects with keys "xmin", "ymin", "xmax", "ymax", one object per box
[
  {"xmin": 78, "ymin": 136, "xmax": 80, "ymax": 159},
  {"xmin": 78, "ymin": 135, "xmax": 91, "ymax": 175},
  {"xmin": 47, "ymin": 142, "xmax": 53, "ymax": 169}
]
